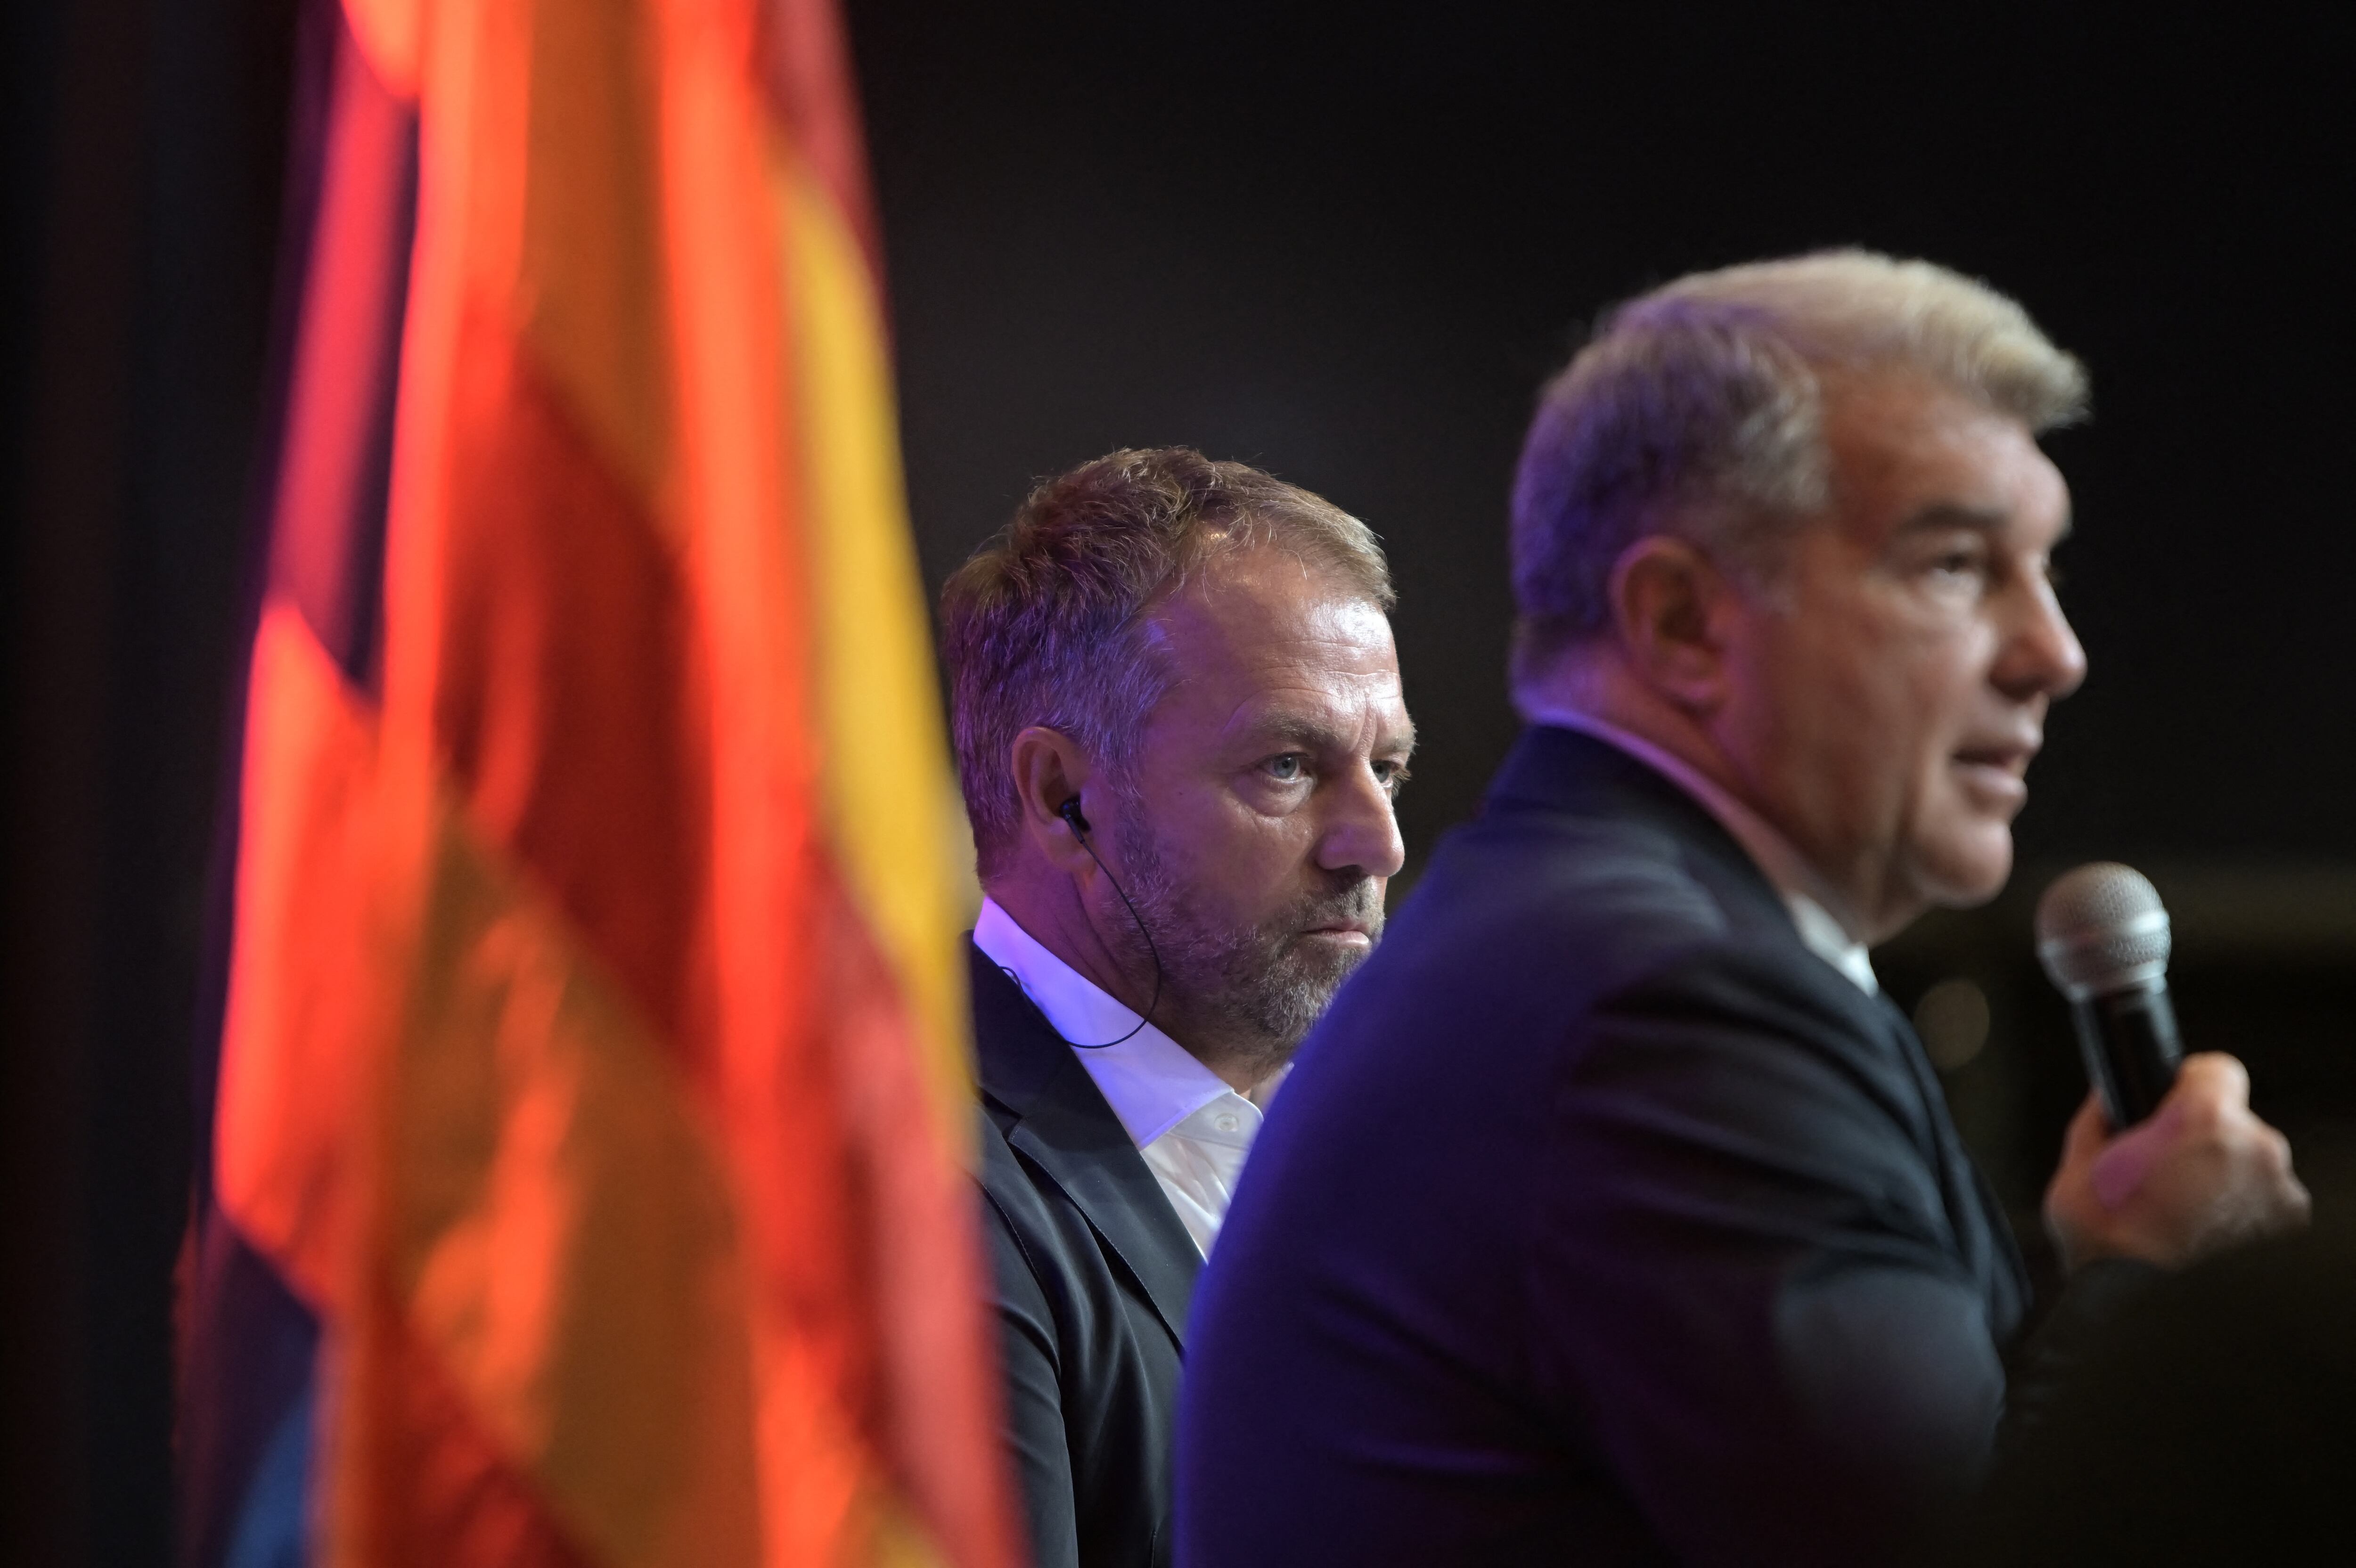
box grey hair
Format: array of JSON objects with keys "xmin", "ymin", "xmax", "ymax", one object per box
[
  {"xmin": 941, "ymin": 447, "xmax": 1393, "ymax": 881},
  {"xmin": 1510, "ymin": 248, "xmax": 2089, "ymax": 683}
]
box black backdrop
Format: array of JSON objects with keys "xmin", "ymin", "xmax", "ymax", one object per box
[
  {"xmin": 5, "ymin": 2, "xmax": 2351, "ymax": 1560},
  {"xmin": 854, "ymin": 1, "xmax": 2356, "ymax": 876}
]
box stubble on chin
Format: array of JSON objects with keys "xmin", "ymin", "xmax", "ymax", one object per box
[{"xmin": 1112, "ymin": 816, "xmax": 1384, "ymax": 1075}]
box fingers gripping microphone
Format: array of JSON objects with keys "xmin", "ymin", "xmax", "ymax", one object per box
[{"xmin": 2035, "ymin": 863, "xmax": 2185, "ymax": 1127}]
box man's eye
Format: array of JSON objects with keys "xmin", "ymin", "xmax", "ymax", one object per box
[
  {"xmin": 1924, "ymin": 547, "xmax": 1995, "ymax": 592},
  {"xmin": 1373, "ymin": 761, "xmax": 1410, "ymax": 795},
  {"xmin": 1264, "ymin": 754, "xmax": 1306, "ymax": 782}
]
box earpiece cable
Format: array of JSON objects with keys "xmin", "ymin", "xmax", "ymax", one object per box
[{"xmin": 1006, "ymin": 816, "xmax": 1164, "ymax": 1050}]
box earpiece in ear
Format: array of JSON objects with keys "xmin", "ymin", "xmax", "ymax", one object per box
[{"xmin": 1058, "ymin": 797, "xmax": 1091, "ymax": 836}]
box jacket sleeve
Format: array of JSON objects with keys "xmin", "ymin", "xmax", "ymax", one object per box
[
  {"xmin": 980, "ymin": 1181, "xmax": 1077, "ymax": 1568},
  {"xmin": 2001, "ymin": 1257, "xmax": 2162, "ymax": 1445},
  {"xmin": 1532, "ymin": 937, "xmax": 2012, "ymax": 1568}
]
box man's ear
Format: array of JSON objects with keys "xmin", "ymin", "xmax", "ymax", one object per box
[
  {"xmin": 1007, "ymin": 726, "xmax": 1097, "ymax": 874},
  {"xmin": 1605, "ymin": 535, "xmax": 1736, "ymax": 712}
]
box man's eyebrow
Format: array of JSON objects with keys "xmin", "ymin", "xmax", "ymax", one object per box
[
  {"xmin": 1247, "ymin": 713, "xmax": 1418, "ymax": 757},
  {"xmin": 1896, "ymin": 501, "xmax": 2075, "ymax": 543},
  {"xmin": 1895, "ymin": 502, "xmax": 2008, "ymax": 535}
]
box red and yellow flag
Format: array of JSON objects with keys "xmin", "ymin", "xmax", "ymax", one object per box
[{"xmin": 188, "ymin": 0, "xmax": 1016, "ymax": 1561}]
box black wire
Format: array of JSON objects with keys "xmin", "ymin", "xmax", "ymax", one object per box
[{"xmin": 1001, "ymin": 823, "xmax": 1165, "ymax": 1050}]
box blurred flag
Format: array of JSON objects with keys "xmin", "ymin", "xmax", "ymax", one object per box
[{"xmin": 178, "ymin": 0, "xmax": 1015, "ymax": 1562}]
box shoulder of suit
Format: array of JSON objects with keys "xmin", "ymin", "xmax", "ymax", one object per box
[
  {"xmin": 1370, "ymin": 809, "xmax": 1907, "ymax": 1071},
  {"xmin": 1603, "ymin": 919, "xmax": 1889, "ymax": 1029},
  {"xmin": 1414, "ymin": 810, "xmax": 1752, "ymax": 961}
]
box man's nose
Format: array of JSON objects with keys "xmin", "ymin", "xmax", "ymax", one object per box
[
  {"xmin": 1997, "ymin": 576, "xmax": 2088, "ymax": 702},
  {"xmin": 1317, "ymin": 765, "xmax": 1408, "ymax": 880}
]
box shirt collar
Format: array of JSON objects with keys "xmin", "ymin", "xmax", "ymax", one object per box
[
  {"xmin": 972, "ymin": 897, "xmax": 1241, "ymax": 1146},
  {"xmin": 1516, "ymin": 704, "xmax": 1880, "ymax": 996}
]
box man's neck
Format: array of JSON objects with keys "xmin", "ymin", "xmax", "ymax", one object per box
[
  {"xmin": 982, "ymin": 873, "xmax": 1277, "ymax": 1094},
  {"xmin": 984, "ymin": 871, "xmax": 1153, "ymax": 1019},
  {"xmin": 1514, "ymin": 660, "xmax": 1749, "ymax": 809},
  {"xmin": 1515, "ymin": 662, "xmax": 1881, "ymax": 950}
]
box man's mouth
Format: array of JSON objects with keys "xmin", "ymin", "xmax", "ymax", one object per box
[
  {"xmin": 1285, "ymin": 881, "xmax": 1386, "ymax": 953},
  {"xmin": 1951, "ymin": 735, "xmax": 2040, "ymax": 807}
]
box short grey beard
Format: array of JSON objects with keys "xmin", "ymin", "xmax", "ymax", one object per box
[{"xmin": 1106, "ymin": 803, "xmax": 1384, "ymax": 1081}]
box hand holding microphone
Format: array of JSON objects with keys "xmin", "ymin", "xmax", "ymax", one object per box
[{"xmin": 2035, "ymin": 863, "xmax": 2310, "ymax": 1273}]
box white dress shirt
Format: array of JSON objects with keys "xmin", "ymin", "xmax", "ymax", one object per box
[
  {"xmin": 973, "ymin": 898, "xmax": 1281, "ymax": 1256},
  {"xmin": 1517, "ymin": 704, "xmax": 1880, "ymax": 996}
]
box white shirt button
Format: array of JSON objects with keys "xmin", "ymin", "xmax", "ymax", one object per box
[{"xmin": 1214, "ymin": 1113, "xmax": 1239, "ymax": 1133}]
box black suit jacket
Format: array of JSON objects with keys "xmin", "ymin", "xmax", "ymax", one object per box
[
  {"xmin": 1178, "ymin": 727, "xmax": 2127, "ymax": 1568},
  {"xmin": 972, "ymin": 940, "xmax": 1201, "ymax": 1568}
]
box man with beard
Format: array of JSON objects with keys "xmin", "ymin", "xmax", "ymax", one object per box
[{"xmin": 937, "ymin": 447, "xmax": 1412, "ymax": 1568}]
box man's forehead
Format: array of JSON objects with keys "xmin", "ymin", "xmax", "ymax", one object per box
[
  {"xmin": 1147, "ymin": 551, "xmax": 1395, "ymax": 662},
  {"xmin": 1138, "ymin": 554, "xmax": 1408, "ymax": 743},
  {"xmin": 1822, "ymin": 370, "xmax": 2070, "ymax": 539}
]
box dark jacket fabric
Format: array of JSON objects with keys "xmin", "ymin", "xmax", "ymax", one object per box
[
  {"xmin": 1177, "ymin": 727, "xmax": 2123, "ymax": 1568},
  {"xmin": 972, "ymin": 940, "xmax": 1200, "ymax": 1568}
]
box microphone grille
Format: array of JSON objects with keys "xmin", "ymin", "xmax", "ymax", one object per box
[{"xmin": 2035, "ymin": 862, "xmax": 2171, "ymax": 999}]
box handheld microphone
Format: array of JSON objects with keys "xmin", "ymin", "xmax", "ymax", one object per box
[
  {"xmin": 2034, "ymin": 863, "xmax": 2184, "ymax": 1127},
  {"xmin": 1051, "ymin": 796, "xmax": 1164, "ymax": 1050}
]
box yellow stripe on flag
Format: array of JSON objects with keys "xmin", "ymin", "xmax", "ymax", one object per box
[
  {"xmin": 394, "ymin": 802, "xmax": 762, "ymax": 1567},
  {"xmin": 773, "ymin": 142, "xmax": 976, "ymax": 1142}
]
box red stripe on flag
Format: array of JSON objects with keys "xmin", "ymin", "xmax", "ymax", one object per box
[
  {"xmin": 342, "ymin": 1284, "xmax": 600, "ymax": 1568},
  {"xmin": 760, "ymin": 0, "xmax": 886, "ymax": 291},
  {"xmin": 430, "ymin": 304, "xmax": 718, "ymax": 1077},
  {"xmin": 216, "ymin": 601, "xmax": 381, "ymax": 1306},
  {"xmin": 804, "ymin": 874, "xmax": 1014, "ymax": 1549}
]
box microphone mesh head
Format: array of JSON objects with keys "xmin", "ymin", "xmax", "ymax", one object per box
[{"xmin": 2035, "ymin": 862, "xmax": 2171, "ymax": 999}]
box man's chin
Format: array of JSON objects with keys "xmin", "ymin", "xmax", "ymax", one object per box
[
  {"xmin": 1915, "ymin": 830, "xmax": 2016, "ymax": 913},
  {"xmin": 1241, "ymin": 942, "xmax": 1364, "ymax": 1041}
]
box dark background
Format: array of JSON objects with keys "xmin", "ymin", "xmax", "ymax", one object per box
[{"xmin": 6, "ymin": 1, "xmax": 2352, "ymax": 1560}]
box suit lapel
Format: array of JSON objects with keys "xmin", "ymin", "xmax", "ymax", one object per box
[
  {"xmin": 1008, "ymin": 1093, "xmax": 1203, "ymax": 1348},
  {"xmin": 1499, "ymin": 731, "xmax": 2035, "ymax": 1327},
  {"xmin": 969, "ymin": 942, "xmax": 1203, "ymax": 1347},
  {"xmin": 1873, "ymin": 990, "xmax": 2030, "ymax": 1328}
]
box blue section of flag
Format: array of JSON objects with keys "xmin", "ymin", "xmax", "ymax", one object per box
[
  {"xmin": 223, "ymin": 1356, "xmax": 315, "ymax": 1568},
  {"xmin": 180, "ymin": 1208, "xmax": 321, "ymax": 1568}
]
